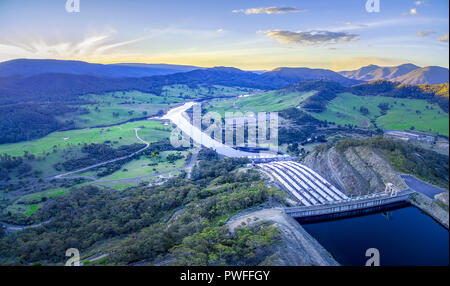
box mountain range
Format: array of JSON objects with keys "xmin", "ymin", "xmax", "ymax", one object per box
[
  {"xmin": 259, "ymin": 67, "xmax": 359, "ymax": 87},
  {"xmin": 2, "ymin": 59, "xmax": 448, "ymax": 86},
  {"xmin": 339, "ymin": 64, "xmax": 449, "ymax": 85},
  {"xmin": 0, "ymin": 59, "xmax": 361, "ymax": 86},
  {"xmin": 0, "ymin": 60, "xmax": 448, "ymax": 103},
  {"xmin": 0, "ymin": 60, "xmax": 365, "ymax": 105},
  {"xmin": 0, "ymin": 59, "xmax": 201, "ymax": 78}
]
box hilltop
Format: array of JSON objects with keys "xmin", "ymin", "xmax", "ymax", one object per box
[{"xmin": 340, "ymin": 64, "xmax": 449, "ymax": 85}]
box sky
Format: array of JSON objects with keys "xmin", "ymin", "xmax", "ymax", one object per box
[{"xmin": 0, "ymin": 0, "xmax": 448, "ymax": 71}]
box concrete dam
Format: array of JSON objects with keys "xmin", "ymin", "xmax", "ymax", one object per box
[{"xmin": 258, "ymin": 161, "xmax": 414, "ymax": 218}]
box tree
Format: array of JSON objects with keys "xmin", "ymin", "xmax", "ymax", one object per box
[
  {"xmin": 359, "ymin": 106, "xmax": 369, "ymax": 116},
  {"xmin": 378, "ymin": 102, "xmax": 390, "ymax": 115}
]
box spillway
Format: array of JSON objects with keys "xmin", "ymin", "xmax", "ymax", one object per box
[
  {"xmin": 259, "ymin": 160, "xmax": 349, "ymax": 206},
  {"xmin": 260, "ymin": 164, "xmax": 313, "ymax": 206}
]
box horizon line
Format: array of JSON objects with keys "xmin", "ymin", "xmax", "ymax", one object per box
[{"xmin": 2, "ymin": 57, "xmax": 450, "ymax": 72}]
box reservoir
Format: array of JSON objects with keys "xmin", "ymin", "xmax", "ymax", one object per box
[{"xmin": 298, "ymin": 204, "xmax": 449, "ymax": 266}]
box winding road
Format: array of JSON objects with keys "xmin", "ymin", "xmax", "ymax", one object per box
[
  {"xmin": 51, "ymin": 128, "xmax": 150, "ymax": 180},
  {"xmin": 50, "ymin": 100, "xmax": 285, "ymax": 182},
  {"xmin": 2, "ymin": 219, "xmax": 53, "ymax": 233}
]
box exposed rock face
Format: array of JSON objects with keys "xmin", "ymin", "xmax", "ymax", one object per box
[
  {"xmin": 302, "ymin": 146, "xmax": 407, "ymax": 196},
  {"xmin": 410, "ymin": 193, "xmax": 449, "ymax": 229},
  {"xmin": 435, "ymin": 192, "xmax": 449, "ymax": 206}
]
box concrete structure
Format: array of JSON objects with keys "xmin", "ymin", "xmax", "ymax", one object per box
[
  {"xmin": 259, "ymin": 161, "xmax": 349, "ymax": 206},
  {"xmin": 285, "ymin": 190, "xmax": 414, "ymax": 218},
  {"xmin": 260, "ymin": 160, "xmax": 415, "ymax": 219}
]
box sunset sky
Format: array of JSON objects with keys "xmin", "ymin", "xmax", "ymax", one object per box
[{"xmin": 0, "ymin": 0, "xmax": 448, "ymax": 71}]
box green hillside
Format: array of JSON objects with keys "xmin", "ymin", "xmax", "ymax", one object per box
[
  {"xmin": 206, "ymin": 90, "xmax": 315, "ymax": 115},
  {"xmin": 0, "ymin": 120, "xmax": 171, "ymax": 157},
  {"xmin": 309, "ymin": 93, "xmax": 449, "ymax": 136}
]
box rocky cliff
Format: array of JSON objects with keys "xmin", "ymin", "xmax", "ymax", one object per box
[{"xmin": 302, "ymin": 145, "xmax": 407, "ymax": 196}]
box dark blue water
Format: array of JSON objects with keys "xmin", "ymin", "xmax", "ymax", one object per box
[{"xmin": 299, "ymin": 205, "xmax": 449, "ymax": 266}]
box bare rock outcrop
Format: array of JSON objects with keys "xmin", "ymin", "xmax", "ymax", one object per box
[
  {"xmin": 435, "ymin": 192, "xmax": 449, "ymax": 206},
  {"xmin": 302, "ymin": 146, "xmax": 407, "ymax": 196}
]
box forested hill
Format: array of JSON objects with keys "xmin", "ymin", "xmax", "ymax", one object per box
[
  {"xmin": 0, "ymin": 59, "xmax": 200, "ymax": 78},
  {"xmin": 285, "ymin": 79, "xmax": 449, "ymax": 113},
  {"xmin": 351, "ymin": 80, "xmax": 449, "ymax": 112},
  {"xmin": 0, "ymin": 64, "xmax": 361, "ymax": 105},
  {"xmin": 0, "ymin": 68, "xmax": 267, "ymax": 104},
  {"xmin": 339, "ymin": 64, "xmax": 449, "ymax": 85},
  {"xmin": 0, "ymin": 73, "xmax": 163, "ymax": 105},
  {"xmin": 260, "ymin": 67, "xmax": 360, "ymax": 87}
]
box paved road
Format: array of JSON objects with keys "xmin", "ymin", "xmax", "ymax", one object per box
[
  {"xmin": 401, "ymin": 174, "xmax": 447, "ymax": 199},
  {"xmin": 2, "ymin": 219, "xmax": 53, "ymax": 233},
  {"xmin": 63, "ymin": 149, "xmax": 200, "ymax": 183}
]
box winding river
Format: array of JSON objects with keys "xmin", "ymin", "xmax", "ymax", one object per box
[{"xmin": 162, "ymin": 102, "xmax": 285, "ymax": 159}]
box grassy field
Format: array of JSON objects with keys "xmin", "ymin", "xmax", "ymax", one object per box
[
  {"xmin": 98, "ymin": 151, "xmax": 187, "ymax": 180},
  {"xmin": 162, "ymin": 84, "xmax": 258, "ymax": 99},
  {"xmin": 0, "ymin": 120, "xmax": 172, "ymax": 157},
  {"xmin": 205, "ymin": 90, "xmax": 315, "ymax": 115},
  {"xmin": 88, "ymin": 171, "xmax": 182, "ymax": 191},
  {"xmin": 1, "ymin": 86, "xmax": 260, "ymax": 157},
  {"xmin": 6, "ymin": 188, "xmax": 67, "ymax": 216},
  {"xmin": 309, "ymin": 93, "xmax": 449, "ymax": 136},
  {"xmin": 72, "ymin": 91, "xmax": 183, "ymax": 128}
]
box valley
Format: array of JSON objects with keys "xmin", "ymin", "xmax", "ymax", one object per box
[
  {"xmin": 0, "ymin": 60, "xmax": 448, "ymax": 267},
  {"xmin": 310, "ymin": 92, "xmax": 449, "ymax": 136}
]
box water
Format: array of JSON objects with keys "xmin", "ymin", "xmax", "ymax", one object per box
[
  {"xmin": 299, "ymin": 204, "xmax": 449, "ymax": 266},
  {"xmin": 161, "ymin": 102, "xmax": 284, "ymax": 158}
]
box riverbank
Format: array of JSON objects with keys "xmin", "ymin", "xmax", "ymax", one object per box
[{"xmin": 410, "ymin": 192, "xmax": 449, "ymax": 229}]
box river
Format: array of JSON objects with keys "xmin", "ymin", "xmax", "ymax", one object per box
[
  {"xmin": 161, "ymin": 102, "xmax": 449, "ymax": 266},
  {"xmin": 298, "ymin": 204, "xmax": 449, "ymax": 266},
  {"xmin": 161, "ymin": 102, "xmax": 285, "ymax": 159}
]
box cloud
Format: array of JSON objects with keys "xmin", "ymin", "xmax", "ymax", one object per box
[
  {"xmin": 437, "ymin": 33, "xmax": 449, "ymax": 43},
  {"xmin": 233, "ymin": 7, "xmax": 304, "ymax": 15},
  {"xmin": 344, "ymin": 22, "xmax": 368, "ymax": 29},
  {"xmin": 417, "ymin": 30, "xmax": 435, "ymax": 37},
  {"xmin": 217, "ymin": 28, "xmax": 224, "ymax": 33},
  {"xmin": 0, "ymin": 30, "xmax": 144, "ymax": 60},
  {"xmin": 264, "ymin": 30, "xmax": 359, "ymax": 45},
  {"xmin": 410, "ymin": 8, "xmax": 418, "ymax": 15},
  {"xmin": 415, "ymin": 1, "xmax": 424, "ymax": 6}
]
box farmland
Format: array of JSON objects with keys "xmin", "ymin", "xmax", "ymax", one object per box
[
  {"xmin": 205, "ymin": 90, "xmax": 315, "ymax": 115},
  {"xmin": 82, "ymin": 151, "xmax": 188, "ymax": 181},
  {"xmin": 72, "ymin": 91, "xmax": 183, "ymax": 128},
  {"xmin": 162, "ymin": 84, "xmax": 259, "ymax": 99},
  {"xmin": 308, "ymin": 93, "xmax": 449, "ymax": 136},
  {"xmin": 0, "ymin": 120, "xmax": 171, "ymax": 157}
]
